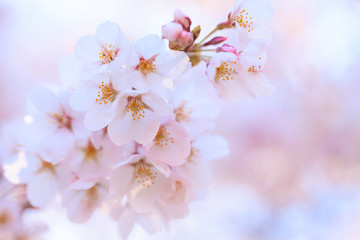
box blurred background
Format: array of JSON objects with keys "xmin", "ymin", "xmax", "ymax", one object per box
[{"xmin": 1, "ymin": 0, "xmax": 360, "ymax": 239}]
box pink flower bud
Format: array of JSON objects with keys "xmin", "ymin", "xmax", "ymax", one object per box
[
  {"xmin": 173, "ymin": 9, "xmax": 192, "ymax": 31},
  {"xmin": 203, "ymin": 36, "xmax": 227, "ymax": 47},
  {"xmin": 162, "ymin": 22, "xmax": 183, "ymax": 41},
  {"xmin": 177, "ymin": 31, "xmax": 194, "ymax": 48},
  {"xmin": 216, "ymin": 43, "xmax": 239, "ymax": 56}
]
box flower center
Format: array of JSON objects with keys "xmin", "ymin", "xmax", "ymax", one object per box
[
  {"xmin": 50, "ymin": 112, "xmax": 72, "ymax": 131},
  {"xmin": 82, "ymin": 141, "xmax": 100, "ymax": 163},
  {"xmin": 136, "ymin": 55, "xmax": 157, "ymax": 75},
  {"xmin": 175, "ymin": 102, "xmax": 192, "ymax": 123},
  {"xmin": 187, "ymin": 147, "xmax": 201, "ymax": 164},
  {"xmin": 248, "ymin": 58, "xmax": 262, "ymax": 74},
  {"xmin": 96, "ymin": 81, "xmax": 118, "ymax": 105},
  {"xmin": 216, "ymin": 61, "xmax": 237, "ymax": 82},
  {"xmin": 37, "ymin": 157, "xmax": 56, "ymax": 175},
  {"xmin": 154, "ymin": 126, "xmax": 175, "ymax": 147},
  {"xmin": 126, "ymin": 96, "xmax": 146, "ymax": 121},
  {"xmin": 235, "ymin": 9, "xmax": 254, "ymax": 33},
  {"xmin": 0, "ymin": 211, "xmax": 10, "ymax": 225},
  {"xmin": 99, "ymin": 43, "xmax": 118, "ymax": 64},
  {"xmin": 135, "ymin": 161, "xmax": 158, "ymax": 188}
]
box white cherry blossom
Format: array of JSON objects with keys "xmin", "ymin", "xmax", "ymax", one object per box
[
  {"xmin": 172, "ymin": 63, "xmax": 220, "ymax": 137},
  {"xmin": 19, "ymin": 153, "xmax": 70, "ymax": 207},
  {"xmin": 108, "ymin": 89, "xmax": 172, "ymax": 146},
  {"xmin": 63, "ymin": 133, "xmax": 134, "ymax": 181},
  {"xmin": 229, "ymin": 0, "xmax": 273, "ymax": 41},
  {"xmin": 124, "ymin": 35, "xmax": 190, "ymax": 97},
  {"xmin": 176, "ymin": 135, "xmax": 229, "ymax": 189},
  {"xmin": 240, "ymin": 43, "xmax": 275, "ymax": 98},
  {"xmin": 207, "ymin": 44, "xmax": 274, "ymax": 102},
  {"xmin": 70, "ymin": 71, "xmax": 123, "ymax": 131},
  {"xmin": 28, "ymin": 87, "xmax": 90, "ymax": 164},
  {"xmin": 109, "ymin": 154, "xmax": 173, "ymax": 214},
  {"xmin": 75, "ymin": 21, "xmax": 129, "ymax": 73},
  {"xmin": 63, "ymin": 179, "xmax": 108, "ymax": 223}
]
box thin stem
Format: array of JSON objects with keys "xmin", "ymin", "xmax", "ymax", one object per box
[
  {"xmin": 190, "ymin": 49, "xmax": 217, "ymax": 53},
  {"xmin": 196, "ymin": 28, "xmax": 219, "ymax": 46}
]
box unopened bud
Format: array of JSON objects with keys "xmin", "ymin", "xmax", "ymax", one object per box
[
  {"xmin": 174, "ymin": 9, "xmax": 192, "ymax": 31},
  {"xmin": 191, "ymin": 25, "xmax": 201, "ymax": 41},
  {"xmin": 162, "ymin": 22, "xmax": 183, "ymax": 41},
  {"xmin": 203, "ymin": 36, "xmax": 227, "ymax": 47}
]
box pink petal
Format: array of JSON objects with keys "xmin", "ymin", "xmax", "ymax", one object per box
[
  {"xmin": 146, "ymin": 120, "xmax": 190, "ymax": 166},
  {"xmin": 27, "ymin": 172, "xmax": 57, "ymax": 207},
  {"xmin": 109, "ymin": 165, "xmax": 134, "ymax": 197}
]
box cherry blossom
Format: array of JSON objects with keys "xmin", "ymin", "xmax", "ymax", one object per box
[
  {"xmin": 172, "ymin": 63, "xmax": 220, "ymax": 137},
  {"xmin": 63, "ymin": 179, "xmax": 108, "ymax": 223},
  {"xmin": 63, "ymin": 133, "xmax": 134, "ymax": 181},
  {"xmin": 75, "ymin": 21, "xmax": 129, "ymax": 73},
  {"xmin": 176, "ymin": 135, "xmax": 229, "ymax": 189},
  {"xmin": 229, "ymin": 0, "xmax": 273, "ymax": 41},
  {"xmin": 124, "ymin": 35, "xmax": 191, "ymax": 97},
  {"xmin": 28, "ymin": 87, "xmax": 90, "ymax": 164},
  {"xmin": 109, "ymin": 154, "xmax": 173, "ymax": 214},
  {"xmin": 0, "ymin": 0, "xmax": 276, "ymax": 236},
  {"xmin": 239, "ymin": 43, "xmax": 275, "ymax": 98},
  {"xmin": 145, "ymin": 119, "xmax": 191, "ymax": 171},
  {"xmin": 19, "ymin": 153, "xmax": 70, "ymax": 207},
  {"xmin": 206, "ymin": 44, "xmax": 274, "ymax": 102},
  {"xmin": 70, "ymin": 71, "xmax": 123, "ymax": 131},
  {"xmin": 110, "ymin": 175, "xmax": 192, "ymax": 238},
  {"xmin": 108, "ymin": 89, "xmax": 172, "ymax": 146},
  {"xmin": 162, "ymin": 9, "xmax": 194, "ymax": 51},
  {"xmin": 206, "ymin": 51, "xmax": 247, "ymax": 102}
]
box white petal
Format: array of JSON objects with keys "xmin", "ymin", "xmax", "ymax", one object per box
[
  {"xmin": 134, "ymin": 35, "xmax": 165, "ymax": 59},
  {"xmin": 84, "ymin": 98, "xmax": 118, "ymax": 130},
  {"xmin": 75, "ymin": 35, "xmax": 102, "ymax": 64},
  {"xmin": 107, "ymin": 111, "xmax": 137, "ymax": 146},
  {"xmin": 129, "ymin": 70, "xmax": 151, "ymax": 91},
  {"xmin": 142, "ymin": 91, "xmax": 172, "ymax": 116},
  {"xmin": 128, "ymin": 186, "xmax": 156, "ymax": 214},
  {"xmin": 217, "ymin": 76, "xmax": 248, "ymax": 102},
  {"xmin": 156, "ymin": 50, "xmax": 191, "ymax": 80},
  {"xmin": 69, "ymin": 80, "xmax": 98, "ymax": 111},
  {"xmin": 27, "ymin": 172, "xmax": 57, "ymax": 207},
  {"xmin": 71, "ymin": 117, "xmax": 91, "ymax": 139},
  {"xmin": 111, "ymin": 69, "xmax": 132, "ymax": 92},
  {"xmin": 117, "ymin": 207, "xmax": 137, "ymax": 239},
  {"xmin": 133, "ymin": 109, "xmax": 160, "ymax": 145},
  {"xmin": 95, "ymin": 21, "xmax": 124, "ymax": 46},
  {"xmin": 37, "ymin": 128, "xmax": 74, "ymax": 164},
  {"xmin": 64, "ymin": 181, "xmax": 108, "ymax": 223},
  {"xmin": 245, "ymin": 72, "xmax": 275, "ymax": 98},
  {"xmin": 177, "ymin": 160, "xmax": 211, "ymax": 189},
  {"xmin": 28, "ymin": 87, "xmax": 60, "ymax": 113}
]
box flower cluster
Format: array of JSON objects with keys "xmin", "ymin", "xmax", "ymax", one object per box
[
  {"xmin": 0, "ymin": 173, "xmax": 45, "ymax": 240},
  {"xmin": 0, "ymin": 0, "xmax": 274, "ymax": 237}
]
